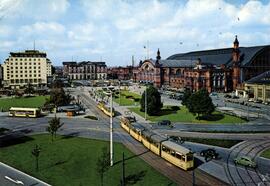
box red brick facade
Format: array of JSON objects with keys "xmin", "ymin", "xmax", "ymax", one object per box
[{"xmin": 135, "ymin": 36, "xmax": 270, "ymax": 92}]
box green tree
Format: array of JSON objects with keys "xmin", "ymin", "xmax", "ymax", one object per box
[
  {"xmin": 96, "ymin": 147, "xmax": 110, "ymax": 186},
  {"xmin": 182, "ymin": 89, "xmax": 192, "ymax": 107},
  {"xmin": 31, "ymin": 144, "xmax": 41, "ymax": 172},
  {"xmin": 187, "ymin": 89, "xmax": 215, "ymax": 119},
  {"xmin": 45, "ymin": 87, "xmax": 71, "ymax": 107},
  {"xmin": 25, "ymin": 83, "xmax": 34, "ymax": 95},
  {"xmin": 47, "ymin": 116, "xmax": 64, "ymax": 142},
  {"xmin": 140, "ymin": 85, "xmax": 163, "ymax": 116}
]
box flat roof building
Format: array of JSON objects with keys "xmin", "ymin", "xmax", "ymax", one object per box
[{"xmin": 2, "ymin": 50, "xmax": 52, "ymax": 89}]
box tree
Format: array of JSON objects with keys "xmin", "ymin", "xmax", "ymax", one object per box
[
  {"xmin": 25, "ymin": 83, "xmax": 34, "ymax": 95},
  {"xmin": 187, "ymin": 89, "xmax": 215, "ymax": 119},
  {"xmin": 45, "ymin": 87, "xmax": 71, "ymax": 107},
  {"xmin": 140, "ymin": 85, "xmax": 163, "ymax": 116},
  {"xmin": 182, "ymin": 89, "xmax": 192, "ymax": 107},
  {"xmin": 31, "ymin": 144, "xmax": 41, "ymax": 172},
  {"xmin": 47, "ymin": 116, "xmax": 64, "ymax": 142},
  {"xmin": 96, "ymin": 147, "xmax": 110, "ymax": 186}
]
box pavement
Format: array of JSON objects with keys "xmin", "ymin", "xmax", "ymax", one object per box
[{"xmin": 0, "ymin": 162, "xmax": 50, "ymax": 186}]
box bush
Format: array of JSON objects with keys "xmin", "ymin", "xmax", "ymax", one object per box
[
  {"xmin": 133, "ymin": 98, "xmax": 140, "ymax": 102},
  {"xmin": 170, "ymin": 106, "xmax": 180, "ymax": 111},
  {"xmin": 84, "ymin": 115, "xmax": 98, "ymax": 120}
]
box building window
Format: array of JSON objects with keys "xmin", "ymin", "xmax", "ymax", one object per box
[
  {"xmin": 258, "ymin": 89, "xmax": 263, "ymax": 98},
  {"xmin": 266, "ymin": 90, "xmax": 270, "ymax": 99}
]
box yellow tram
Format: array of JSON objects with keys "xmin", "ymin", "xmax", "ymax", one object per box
[
  {"xmin": 120, "ymin": 117, "xmax": 194, "ymax": 170},
  {"xmin": 97, "ymin": 101, "xmax": 115, "ymax": 117}
]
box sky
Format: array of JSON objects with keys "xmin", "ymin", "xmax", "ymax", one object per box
[{"xmin": 0, "ymin": 0, "xmax": 270, "ymax": 67}]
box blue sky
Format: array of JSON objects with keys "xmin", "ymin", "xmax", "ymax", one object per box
[{"xmin": 0, "ymin": 0, "xmax": 270, "ymax": 66}]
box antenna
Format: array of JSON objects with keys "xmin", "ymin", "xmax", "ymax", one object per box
[
  {"xmin": 132, "ymin": 55, "xmax": 134, "ymax": 67},
  {"xmin": 147, "ymin": 40, "xmax": 149, "ymax": 59},
  {"xmin": 33, "ymin": 40, "xmax": 36, "ymax": 51},
  {"xmin": 72, "ymin": 56, "xmax": 73, "ymax": 62}
]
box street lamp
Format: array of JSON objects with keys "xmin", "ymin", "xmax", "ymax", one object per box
[
  {"xmin": 119, "ymin": 80, "xmax": 121, "ymax": 106},
  {"xmin": 108, "ymin": 86, "xmax": 114, "ymax": 166},
  {"xmin": 145, "ymin": 85, "xmax": 147, "ymax": 120}
]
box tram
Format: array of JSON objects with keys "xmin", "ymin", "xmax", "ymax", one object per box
[
  {"xmin": 120, "ymin": 117, "xmax": 194, "ymax": 170},
  {"xmin": 97, "ymin": 101, "xmax": 115, "ymax": 117}
]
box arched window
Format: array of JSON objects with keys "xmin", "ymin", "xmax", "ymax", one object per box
[{"xmin": 176, "ymin": 69, "xmax": 181, "ymax": 76}]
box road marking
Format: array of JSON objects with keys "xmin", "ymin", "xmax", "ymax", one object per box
[{"xmin": 4, "ymin": 176, "xmax": 24, "ymax": 185}]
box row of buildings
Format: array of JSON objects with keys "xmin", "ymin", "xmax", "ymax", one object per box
[
  {"xmin": 0, "ymin": 36, "xmax": 269, "ymax": 102},
  {"xmin": 109, "ymin": 36, "xmax": 270, "ymax": 103},
  {"xmin": 0, "ymin": 50, "xmax": 107, "ymax": 89}
]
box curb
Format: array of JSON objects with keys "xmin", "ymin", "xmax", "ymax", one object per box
[{"xmin": 0, "ymin": 162, "xmax": 51, "ymax": 186}]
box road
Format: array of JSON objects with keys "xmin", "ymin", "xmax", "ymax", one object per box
[
  {"xmin": 0, "ymin": 162, "xmax": 49, "ymax": 186},
  {"xmin": 1, "ymin": 86, "xmax": 270, "ymax": 185}
]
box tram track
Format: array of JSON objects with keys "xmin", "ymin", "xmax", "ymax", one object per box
[
  {"xmin": 225, "ymin": 140, "xmax": 270, "ymax": 185},
  {"xmin": 78, "ymin": 90, "xmax": 226, "ymax": 185}
]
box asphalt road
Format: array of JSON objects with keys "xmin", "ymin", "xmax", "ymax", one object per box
[
  {"xmin": 0, "ymin": 162, "xmax": 49, "ymax": 186},
  {"xmin": 1, "ymin": 86, "xmax": 270, "ymax": 185}
]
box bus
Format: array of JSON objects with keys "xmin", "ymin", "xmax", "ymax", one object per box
[{"xmin": 9, "ymin": 107, "xmax": 41, "ymax": 118}]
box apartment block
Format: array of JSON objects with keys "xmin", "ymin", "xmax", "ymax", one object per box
[
  {"xmin": 2, "ymin": 50, "xmax": 52, "ymax": 89},
  {"xmin": 63, "ymin": 61, "xmax": 107, "ymax": 80}
]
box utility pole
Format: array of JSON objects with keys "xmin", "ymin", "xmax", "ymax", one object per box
[
  {"xmin": 192, "ymin": 169, "xmax": 195, "ymax": 186},
  {"xmin": 145, "ymin": 86, "xmax": 147, "ymax": 120},
  {"xmin": 110, "ymin": 91, "xmax": 113, "ymax": 166},
  {"xmin": 121, "ymin": 152, "xmax": 125, "ymax": 186},
  {"xmin": 119, "ymin": 81, "xmax": 121, "ymax": 106},
  {"xmin": 147, "ymin": 40, "xmax": 149, "ymax": 59},
  {"xmin": 247, "ymin": 102, "xmax": 249, "ymax": 121}
]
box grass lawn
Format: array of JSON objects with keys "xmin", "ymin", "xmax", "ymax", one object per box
[
  {"xmin": 114, "ymin": 90, "xmax": 141, "ymax": 106},
  {"xmin": 261, "ymin": 149, "xmax": 270, "ymax": 159},
  {"xmin": 0, "ymin": 96, "xmax": 48, "ymax": 112},
  {"xmin": 0, "ymin": 134, "xmax": 176, "ymax": 186},
  {"xmin": 129, "ymin": 106, "xmax": 246, "ymax": 124},
  {"xmin": 179, "ymin": 137, "xmax": 242, "ymax": 148}
]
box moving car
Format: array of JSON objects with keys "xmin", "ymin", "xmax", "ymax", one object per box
[
  {"xmin": 158, "ymin": 120, "xmax": 173, "ymax": 127},
  {"xmin": 234, "ymin": 156, "xmax": 257, "ymax": 168},
  {"xmin": 200, "ymin": 148, "xmax": 219, "ymax": 161}
]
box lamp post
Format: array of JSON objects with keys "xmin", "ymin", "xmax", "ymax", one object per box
[
  {"xmin": 110, "ymin": 91, "xmax": 113, "ymax": 166},
  {"xmin": 145, "ymin": 85, "xmax": 147, "ymax": 120},
  {"xmin": 119, "ymin": 80, "xmax": 121, "ymax": 106}
]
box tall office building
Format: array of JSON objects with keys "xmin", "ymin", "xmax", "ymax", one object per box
[{"xmin": 2, "ymin": 50, "xmax": 52, "ymax": 89}]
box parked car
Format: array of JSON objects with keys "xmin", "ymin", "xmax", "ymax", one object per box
[
  {"xmin": 125, "ymin": 116, "xmax": 136, "ymax": 122},
  {"xmin": 210, "ymin": 92, "xmax": 218, "ymax": 96},
  {"xmin": 224, "ymin": 94, "xmax": 232, "ymax": 98},
  {"xmin": 157, "ymin": 120, "xmax": 173, "ymax": 127},
  {"xmin": 169, "ymin": 136, "xmax": 184, "ymax": 144},
  {"xmin": 200, "ymin": 148, "xmax": 219, "ymax": 161},
  {"xmin": 234, "ymin": 156, "xmax": 257, "ymax": 168}
]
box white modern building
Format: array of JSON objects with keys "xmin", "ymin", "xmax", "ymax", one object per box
[{"xmin": 2, "ymin": 50, "xmax": 52, "ymax": 89}]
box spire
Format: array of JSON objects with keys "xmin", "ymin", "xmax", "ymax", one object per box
[
  {"xmin": 233, "ymin": 35, "xmax": 239, "ymax": 49},
  {"xmin": 156, "ymin": 48, "xmax": 161, "ymax": 60}
]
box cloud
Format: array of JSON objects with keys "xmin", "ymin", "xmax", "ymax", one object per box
[
  {"xmin": 1, "ymin": 0, "xmax": 270, "ymax": 66},
  {"xmin": 0, "ymin": 0, "xmax": 70, "ymax": 21},
  {"xmin": 20, "ymin": 22, "xmax": 65, "ymax": 36}
]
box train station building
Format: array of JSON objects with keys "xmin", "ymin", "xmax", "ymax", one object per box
[{"xmin": 135, "ymin": 36, "xmax": 270, "ymax": 92}]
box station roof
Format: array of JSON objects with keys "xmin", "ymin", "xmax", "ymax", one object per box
[
  {"xmin": 165, "ymin": 45, "xmax": 269, "ymax": 68},
  {"xmin": 245, "ymin": 70, "xmax": 270, "ymax": 84}
]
